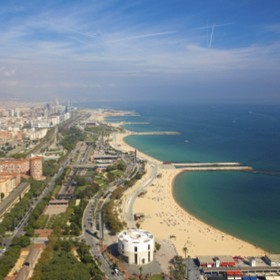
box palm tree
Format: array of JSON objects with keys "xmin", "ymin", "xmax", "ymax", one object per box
[
  {"xmin": 183, "ymin": 244, "xmax": 188, "ymax": 259},
  {"xmin": 183, "ymin": 245, "xmax": 189, "ymax": 280}
]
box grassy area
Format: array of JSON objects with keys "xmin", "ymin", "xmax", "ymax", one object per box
[
  {"xmin": 34, "ymin": 213, "xmax": 69, "ymax": 229},
  {"xmin": 35, "ymin": 215, "xmax": 49, "ymax": 228},
  {"xmin": 46, "ymin": 214, "xmax": 69, "ymax": 229},
  {"xmin": 111, "ymin": 169, "xmax": 123, "ymax": 177},
  {"xmin": 94, "ymin": 174, "xmax": 107, "ymax": 186},
  {"xmin": 150, "ymin": 275, "xmax": 164, "ymax": 280},
  {"xmin": 74, "ymin": 185, "xmax": 89, "ymax": 195}
]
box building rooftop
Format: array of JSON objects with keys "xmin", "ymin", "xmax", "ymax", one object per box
[
  {"xmin": 118, "ymin": 229, "xmax": 153, "ymax": 244},
  {"xmin": 218, "ymin": 255, "xmax": 236, "ymax": 263},
  {"xmin": 266, "ymin": 254, "xmax": 280, "ymax": 263},
  {"xmin": 198, "ymin": 256, "xmax": 215, "ymax": 263}
]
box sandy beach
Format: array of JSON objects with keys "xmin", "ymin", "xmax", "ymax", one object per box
[
  {"xmin": 110, "ymin": 129, "xmax": 266, "ymax": 258},
  {"xmin": 134, "ymin": 168, "xmax": 266, "ymax": 257},
  {"xmin": 92, "ymin": 109, "xmax": 266, "ymax": 257}
]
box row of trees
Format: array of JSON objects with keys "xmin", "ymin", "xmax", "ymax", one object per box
[
  {"xmin": 0, "ymin": 236, "xmax": 31, "ymax": 279},
  {"xmin": 0, "ymin": 179, "xmax": 46, "ymax": 235},
  {"xmin": 0, "ymin": 174, "xmax": 53, "ymax": 278},
  {"xmin": 103, "ymin": 188, "xmax": 126, "ymax": 234},
  {"xmin": 0, "ymin": 245, "xmax": 21, "ymax": 280},
  {"xmin": 25, "ymin": 194, "xmax": 51, "ymax": 237},
  {"xmin": 103, "ymin": 161, "xmax": 147, "ymax": 234}
]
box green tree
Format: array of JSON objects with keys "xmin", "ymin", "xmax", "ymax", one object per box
[
  {"xmin": 0, "ymin": 246, "xmax": 21, "ymax": 279},
  {"xmin": 12, "ymin": 236, "xmax": 30, "ymax": 248},
  {"xmin": 117, "ymin": 161, "xmax": 126, "ymax": 171}
]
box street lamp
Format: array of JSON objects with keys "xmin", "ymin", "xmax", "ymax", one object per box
[{"xmin": 187, "ymin": 255, "xmax": 190, "ymax": 280}]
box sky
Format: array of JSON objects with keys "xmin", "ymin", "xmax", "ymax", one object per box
[{"xmin": 1, "ymin": 0, "xmax": 280, "ymax": 104}]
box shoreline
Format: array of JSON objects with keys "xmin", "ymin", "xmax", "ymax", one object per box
[
  {"xmin": 119, "ymin": 132, "xmax": 266, "ymax": 257},
  {"xmin": 96, "ymin": 110, "xmax": 267, "ymax": 257}
]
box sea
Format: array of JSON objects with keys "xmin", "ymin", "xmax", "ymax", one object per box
[{"xmin": 78, "ymin": 101, "xmax": 280, "ymax": 253}]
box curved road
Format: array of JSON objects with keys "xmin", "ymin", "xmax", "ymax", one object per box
[
  {"xmin": 123, "ymin": 162, "xmax": 159, "ymax": 228},
  {"xmin": 82, "ymin": 196, "xmax": 122, "ymax": 280}
]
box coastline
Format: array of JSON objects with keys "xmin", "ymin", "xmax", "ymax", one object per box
[
  {"xmin": 113, "ymin": 130, "xmax": 266, "ymax": 257},
  {"xmin": 95, "ymin": 110, "xmax": 267, "ymax": 257}
]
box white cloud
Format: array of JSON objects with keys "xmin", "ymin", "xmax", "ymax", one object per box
[{"xmin": 0, "ymin": 1, "xmax": 280, "ymax": 102}]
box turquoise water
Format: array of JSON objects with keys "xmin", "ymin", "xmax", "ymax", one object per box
[
  {"xmin": 174, "ymin": 171, "xmax": 280, "ymax": 252},
  {"xmin": 101, "ymin": 103, "xmax": 280, "ymax": 252}
]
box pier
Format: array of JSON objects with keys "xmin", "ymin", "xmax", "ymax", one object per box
[
  {"xmin": 130, "ymin": 131, "xmax": 180, "ymax": 136},
  {"xmin": 163, "ymin": 162, "xmax": 254, "ymax": 172},
  {"xmin": 121, "ymin": 122, "xmax": 150, "ymax": 125},
  {"xmin": 173, "ymin": 162, "xmax": 242, "ymax": 167},
  {"xmin": 176, "ymin": 166, "xmax": 253, "ymax": 171},
  {"xmin": 171, "ymin": 163, "xmax": 280, "ymax": 173}
]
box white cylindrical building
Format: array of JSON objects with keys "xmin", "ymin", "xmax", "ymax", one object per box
[{"xmin": 118, "ymin": 229, "xmax": 154, "ymax": 265}]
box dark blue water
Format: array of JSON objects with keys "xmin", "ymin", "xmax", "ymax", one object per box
[
  {"xmin": 80, "ymin": 102, "xmax": 280, "ymax": 252},
  {"xmin": 124, "ymin": 104, "xmax": 280, "ymax": 170}
]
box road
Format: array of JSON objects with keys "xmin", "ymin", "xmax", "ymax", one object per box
[
  {"xmin": 123, "ymin": 161, "xmax": 159, "ymax": 227},
  {"xmin": 1, "ymin": 145, "xmax": 78, "ymax": 251},
  {"xmin": 78, "ymin": 144, "xmax": 141, "ymax": 279},
  {"xmin": 81, "ymin": 196, "xmax": 123, "ymax": 280},
  {"xmin": 3, "ymin": 119, "xmax": 141, "ymax": 277}
]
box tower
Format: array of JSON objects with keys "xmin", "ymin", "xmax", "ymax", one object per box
[{"xmin": 30, "ymin": 156, "xmax": 43, "ymax": 180}]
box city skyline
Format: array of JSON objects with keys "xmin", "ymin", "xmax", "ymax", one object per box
[{"xmin": 1, "ymin": 0, "xmax": 280, "ymax": 104}]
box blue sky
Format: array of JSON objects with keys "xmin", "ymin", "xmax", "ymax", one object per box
[{"xmin": 1, "ymin": 0, "xmax": 280, "ymax": 104}]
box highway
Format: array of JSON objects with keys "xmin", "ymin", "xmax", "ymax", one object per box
[
  {"xmin": 78, "ymin": 137, "xmax": 142, "ymax": 279},
  {"xmin": 1, "ymin": 144, "xmax": 78, "ymax": 250},
  {"xmin": 81, "ymin": 196, "xmax": 122, "ymax": 280},
  {"xmin": 1, "ymin": 118, "xmax": 145, "ymax": 278}
]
